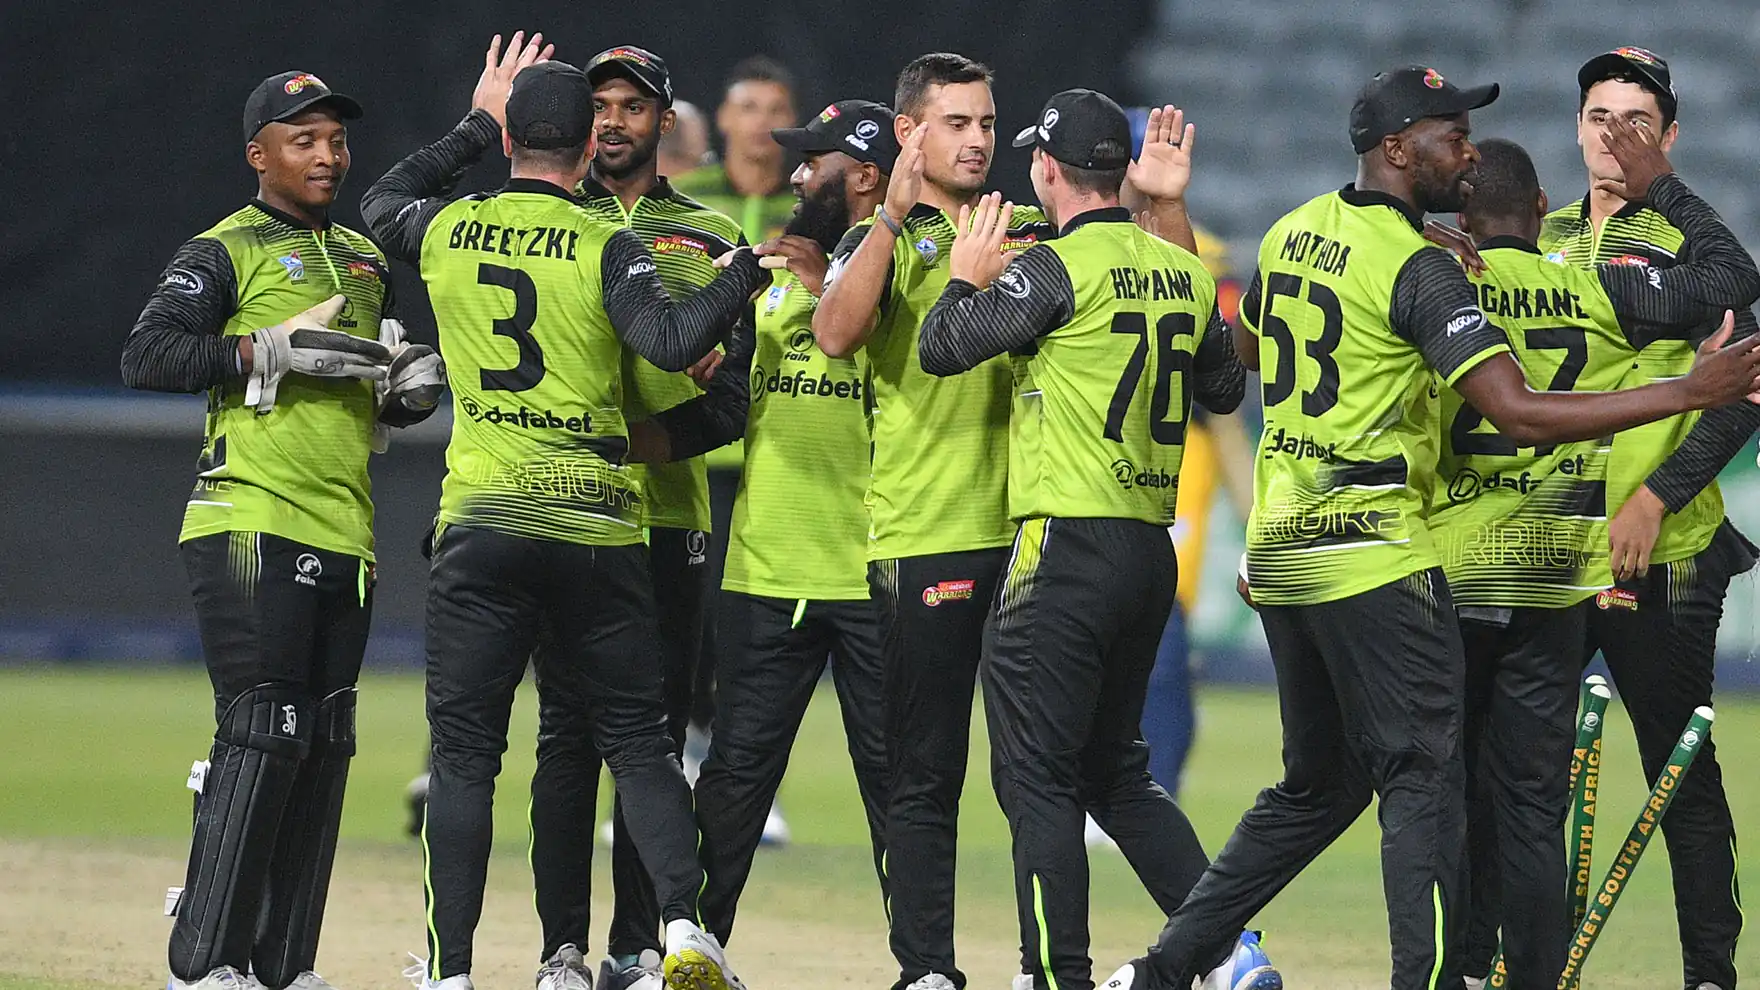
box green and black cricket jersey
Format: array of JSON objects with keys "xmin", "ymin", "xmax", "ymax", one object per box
[
  {"xmin": 918, "ymin": 207, "xmax": 1243, "ymax": 526},
  {"xmin": 1539, "ymin": 186, "xmax": 1758, "ymax": 566},
  {"xmin": 722, "ymin": 268, "xmax": 872, "ymax": 600},
  {"xmin": 671, "ymin": 163, "xmax": 798, "ymax": 244},
  {"xmin": 830, "ymin": 203, "xmax": 1056, "ymax": 560},
  {"xmin": 576, "ymin": 176, "xmax": 744, "ymax": 532},
  {"xmin": 121, "ymin": 200, "xmax": 391, "ymax": 560},
  {"xmin": 1435, "ymin": 174, "xmax": 1758, "ymax": 608},
  {"xmin": 1238, "ymin": 186, "xmax": 1510, "ymax": 606},
  {"xmin": 358, "ymin": 109, "xmax": 768, "ymax": 548}
]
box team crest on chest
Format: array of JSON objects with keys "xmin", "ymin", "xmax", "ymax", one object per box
[
  {"xmin": 277, "ymin": 250, "xmax": 305, "ymax": 281},
  {"xmin": 763, "ymin": 282, "xmax": 791, "ymax": 314},
  {"xmin": 915, "ymin": 235, "xmax": 940, "ymax": 267}
]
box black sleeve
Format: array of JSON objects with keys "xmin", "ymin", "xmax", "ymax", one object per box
[
  {"xmin": 1237, "ymin": 270, "xmax": 1263, "ymax": 332},
  {"xmin": 918, "ymin": 245, "xmax": 1074, "ymax": 376},
  {"xmin": 648, "ymin": 306, "xmax": 756, "ymax": 458},
  {"xmin": 1643, "ymin": 401, "xmax": 1760, "ymax": 512},
  {"xmin": 824, "ymin": 223, "xmax": 896, "ymax": 304},
  {"xmin": 1598, "ymin": 174, "xmax": 1760, "ymax": 349},
  {"xmin": 600, "ymin": 229, "xmax": 767, "ymax": 372},
  {"xmin": 1389, "ymin": 247, "xmax": 1510, "ymax": 382},
  {"xmin": 120, "ymin": 237, "xmax": 241, "ymax": 393},
  {"xmin": 1192, "ymin": 308, "xmax": 1245, "ymax": 414},
  {"xmin": 360, "ymin": 109, "xmax": 502, "ymax": 265}
]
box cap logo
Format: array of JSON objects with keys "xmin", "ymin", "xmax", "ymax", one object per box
[
  {"xmin": 604, "ymin": 47, "xmax": 654, "ymax": 68},
  {"xmin": 1036, "ymin": 107, "xmax": 1060, "ymax": 143},
  {"xmin": 819, "ymin": 104, "xmax": 842, "ymax": 123},
  {"xmin": 1614, "ymin": 46, "xmax": 1660, "ymax": 66},
  {"xmin": 855, "ymin": 119, "xmax": 880, "ymax": 140},
  {"xmin": 283, "ymin": 73, "xmax": 325, "ymax": 95},
  {"xmin": 1423, "ymin": 68, "xmax": 1445, "ymax": 89}
]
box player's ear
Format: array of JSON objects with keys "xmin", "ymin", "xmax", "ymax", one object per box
[
  {"xmin": 894, "ymin": 113, "xmax": 914, "ymax": 146},
  {"xmin": 660, "ymin": 107, "xmax": 677, "ymax": 137},
  {"xmin": 502, "ymin": 129, "xmax": 514, "ymax": 161},
  {"xmin": 1537, "ymin": 186, "xmax": 1549, "ymax": 220},
  {"xmin": 1382, "ymin": 133, "xmax": 1409, "ymax": 170},
  {"xmin": 1660, "ymin": 119, "xmax": 1680, "ymax": 153},
  {"xmin": 851, "ymin": 162, "xmax": 879, "ymax": 196},
  {"xmin": 245, "ymin": 140, "xmax": 266, "ymax": 175}
]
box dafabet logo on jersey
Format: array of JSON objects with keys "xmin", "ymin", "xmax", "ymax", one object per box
[
  {"xmin": 747, "ymin": 365, "xmax": 864, "ymax": 403},
  {"xmin": 460, "ymin": 397, "xmax": 594, "ymax": 434},
  {"xmin": 921, "ymin": 579, "xmax": 975, "ymax": 607},
  {"xmin": 1111, "ymin": 458, "xmax": 1178, "ymax": 491}
]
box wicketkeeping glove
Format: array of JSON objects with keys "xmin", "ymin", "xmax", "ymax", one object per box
[
  {"xmin": 245, "ymin": 295, "xmax": 392, "ymax": 414},
  {"xmin": 372, "ymin": 318, "xmax": 447, "ymax": 453}
]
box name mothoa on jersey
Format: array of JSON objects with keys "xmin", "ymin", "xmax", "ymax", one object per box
[
  {"xmin": 445, "ymin": 220, "xmax": 581, "ymax": 260},
  {"xmin": 1277, "ymin": 229, "xmax": 1351, "ymax": 276}
]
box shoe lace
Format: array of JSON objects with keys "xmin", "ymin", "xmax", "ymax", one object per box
[{"xmin": 401, "ymin": 953, "xmax": 430, "ymax": 988}]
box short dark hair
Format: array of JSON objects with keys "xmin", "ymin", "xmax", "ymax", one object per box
[
  {"xmin": 1461, "ymin": 137, "xmax": 1540, "ymax": 224},
  {"xmin": 1049, "ymin": 140, "xmax": 1130, "ymax": 195},
  {"xmin": 726, "ymin": 56, "xmax": 795, "ymax": 99},
  {"xmin": 895, "ymin": 53, "xmax": 993, "ymax": 118},
  {"xmin": 511, "ymin": 140, "xmax": 591, "ymax": 173},
  {"xmin": 1579, "ymin": 72, "xmax": 1677, "ymax": 128}
]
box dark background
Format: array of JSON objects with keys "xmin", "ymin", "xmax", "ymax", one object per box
[{"xmin": 3, "ymin": 0, "xmax": 1149, "ymax": 386}]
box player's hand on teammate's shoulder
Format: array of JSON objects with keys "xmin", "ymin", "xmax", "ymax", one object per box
[
  {"xmin": 1125, "ymin": 105, "xmax": 1195, "ymax": 204},
  {"xmin": 950, "ymin": 192, "xmax": 1016, "ymax": 290},
  {"xmin": 472, "ymin": 30, "xmax": 555, "ymax": 126},
  {"xmin": 1600, "ymin": 113, "xmax": 1674, "ymax": 203},
  {"xmin": 756, "ymin": 235, "xmax": 832, "ymax": 296},
  {"xmin": 1422, "ymin": 219, "xmax": 1486, "ymax": 275},
  {"xmin": 686, "ymin": 349, "xmax": 724, "ymax": 384},
  {"xmin": 1682, "ymin": 310, "xmax": 1760, "ymax": 408}
]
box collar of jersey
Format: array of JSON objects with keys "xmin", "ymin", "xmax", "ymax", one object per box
[
  {"xmin": 579, "ymin": 173, "xmax": 677, "ymax": 202},
  {"xmin": 501, "ymin": 177, "xmax": 577, "ymax": 201},
  {"xmin": 1574, "ymin": 194, "xmax": 1650, "ymax": 222},
  {"xmin": 1337, "ymin": 184, "xmax": 1424, "ymax": 232},
  {"xmin": 1059, "ymin": 205, "xmax": 1131, "ymax": 236},
  {"xmin": 1476, "ymin": 234, "xmax": 1542, "ymax": 255},
  {"xmin": 250, "ymin": 197, "xmax": 330, "ymax": 231}
]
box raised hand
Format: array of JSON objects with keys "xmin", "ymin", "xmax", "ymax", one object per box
[
  {"xmin": 882, "ymin": 123, "xmax": 928, "ymax": 224},
  {"xmin": 949, "ymin": 192, "xmax": 1014, "ymax": 289},
  {"xmin": 472, "ymin": 31, "xmax": 555, "ymax": 126},
  {"xmin": 1125, "ymin": 105, "xmax": 1195, "ymax": 204},
  {"xmin": 1601, "ymin": 112, "xmax": 1674, "ymax": 202}
]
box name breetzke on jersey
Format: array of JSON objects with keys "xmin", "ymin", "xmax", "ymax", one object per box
[
  {"xmin": 1437, "ymin": 173, "xmax": 1760, "ymax": 607},
  {"xmin": 1239, "ymin": 186, "xmax": 1510, "ymax": 606},
  {"xmin": 829, "ymin": 203, "xmax": 1056, "ymax": 560},
  {"xmin": 121, "ymin": 199, "xmax": 391, "ymax": 560},
  {"xmin": 1540, "ymin": 179, "xmax": 1756, "ymax": 567},
  {"xmin": 918, "ymin": 206, "xmax": 1244, "ymax": 525},
  {"xmin": 576, "ymin": 176, "xmax": 743, "ymax": 533},
  {"xmin": 360, "ymin": 109, "xmax": 766, "ymax": 548}
]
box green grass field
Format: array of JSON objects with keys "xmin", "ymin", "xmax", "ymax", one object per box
[{"xmin": 1, "ymin": 666, "xmax": 1754, "ymax": 989}]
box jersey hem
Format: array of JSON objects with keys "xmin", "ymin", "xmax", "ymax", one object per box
[
  {"xmin": 720, "ymin": 578, "xmax": 871, "ymax": 601},
  {"xmin": 866, "ymin": 532, "xmax": 1018, "ymax": 561},
  {"xmin": 1248, "ymin": 558, "xmax": 1431, "ymax": 607},
  {"xmin": 177, "ymin": 523, "xmax": 374, "ymax": 563}
]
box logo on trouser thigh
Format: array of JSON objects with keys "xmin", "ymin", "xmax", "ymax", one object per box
[
  {"xmin": 922, "ymin": 579, "xmax": 975, "ymax": 607},
  {"xmin": 686, "ymin": 530, "xmax": 708, "ymax": 566},
  {"xmin": 1596, "ymin": 587, "xmax": 1639, "ymax": 611},
  {"xmin": 295, "ymin": 552, "xmax": 323, "ymax": 587}
]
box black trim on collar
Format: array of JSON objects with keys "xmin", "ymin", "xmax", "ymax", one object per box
[
  {"xmin": 579, "ymin": 173, "xmax": 677, "ymax": 201},
  {"xmin": 502, "ymin": 178, "xmax": 579, "ymax": 201},
  {"xmin": 906, "ymin": 203, "xmax": 943, "ymax": 221},
  {"xmin": 1337, "ymin": 184, "xmax": 1425, "ymax": 232},
  {"xmin": 1477, "ymin": 234, "xmax": 1542, "ymax": 255},
  {"xmin": 1574, "ymin": 194, "xmax": 1648, "ymax": 221},
  {"xmin": 250, "ymin": 198, "xmax": 330, "ymax": 230},
  {"xmin": 1060, "ymin": 206, "xmax": 1132, "ymax": 236}
]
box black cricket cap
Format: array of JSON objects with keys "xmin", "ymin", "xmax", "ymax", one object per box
[
  {"xmin": 1011, "ymin": 88, "xmax": 1132, "ymax": 170},
  {"xmin": 506, "ymin": 61, "xmax": 595, "ymax": 150},
  {"xmin": 772, "ymin": 100, "xmax": 901, "ymax": 172},
  {"xmin": 243, "ymin": 71, "xmax": 362, "ymax": 143},
  {"xmin": 586, "ymin": 45, "xmax": 674, "ymax": 105},
  {"xmin": 1349, "ymin": 66, "xmax": 1499, "ymax": 154},
  {"xmin": 1578, "ymin": 46, "xmax": 1677, "ymax": 120}
]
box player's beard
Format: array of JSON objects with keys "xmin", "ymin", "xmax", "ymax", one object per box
[
  {"xmin": 786, "ymin": 180, "xmax": 852, "ymax": 254},
  {"xmin": 594, "ymin": 132, "xmax": 660, "ymax": 180},
  {"xmin": 1414, "ymin": 158, "xmax": 1475, "ymax": 214}
]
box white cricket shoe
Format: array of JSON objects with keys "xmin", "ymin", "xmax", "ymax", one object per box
[
  {"xmin": 905, "ymin": 975, "xmax": 959, "ymax": 990},
  {"xmin": 1096, "ymin": 961, "xmax": 1138, "ymax": 990},
  {"xmin": 1463, "ymin": 977, "xmax": 1487, "ymax": 990},
  {"xmin": 285, "ymin": 973, "xmax": 344, "ymax": 990},
  {"xmin": 1084, "ymin": 813, "xmax": 1119, "ymax": 850},
  {"xmin": 760, "ymin": 802, "xmax": 791, "ymax": 847},
  {"xmin": 663, "ymin": 919, "xmax": 745, "ymax": 990},
  {"xmin": 401, "ymin": 955, "xmax": 473, "ymax": 990},
  {"xmin": 168, "ymin": 968, "xmax": 258, "ymax": 990},
  {"xmin": 536, "ymin": 944, "xmax": 594, "ymax": 990},
  {"xmin": 600, "ymin": 950, "xmax": 664, "ymax": 990},
  {"xmin": 1012, "ymin": 974, "xmax": 1036, "ymax": 990},
  {"xmin": 1198, "ymin": 931, "xmax": 1282, "ymax": 990}
]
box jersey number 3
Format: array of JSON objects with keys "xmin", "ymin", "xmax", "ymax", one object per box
[
  {"xmin": 1104, "ymin": 311, "xmax": 1195, "ymax": 445},
  {"xmin": 478, "ymin": 263, "xmax": 544, "ymax": 392},
  {"xmin": 1259, "ymin": 272, "xmax": 1342, "ymax": 416}
]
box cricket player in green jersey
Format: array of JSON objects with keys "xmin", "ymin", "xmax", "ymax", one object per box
[
  {"xmin": 672, "ymin": 57, "xmax": 800, "ymax": 243},
  {"xmin": 519, "ymin": 46, "xmax": 750, "ymax": 990},
  {"xmin": 360, "ymin": 36, "xmax": 767, "ymax": 990},
  {"xmin": 1114, "ymin": 66, "xmax": 1760, "ymax": 990},
  {"xmin": 676, "ymin": 98, "xmax": 902, "ymax": 948},
  {"xmin": 811, "ymin": 53, "xmax": 1056, "ymax": 990},
  {"xmin": 122, "ymin": 70, "xmax": 443, "ymax": 990},
  {"xmin": 1435, "ymin": 131, "xmax": 1760, "ymax": 990},
  {"xmin": 1540, "ymin": 50, "xmax": 1758, "ymax": 988},
  {"xmin": 918, "ymin": 88, "xmax": 1280, "ymax": 990}
]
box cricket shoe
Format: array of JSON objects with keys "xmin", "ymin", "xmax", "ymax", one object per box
[
  {"xmin": 1084, "ymin": 813, "xmax": 1118, "ymax": 851},
  {"xmin": 406, "ymin": 772, "xmax": 429, "ymax": 839},
  {"xmin": 1012, "ymin": 974, "xmax": 1035, "ymax": 990},
  {"xmin": 1463, "ymin": 977, "xmax": 1486, "ymax": 990},
  {"xmin": 600, "ymin": 950, "xmax": 664, "ymax": 990},
  {"xmin": 401, "ymin": 955, "xmax": 473, "ymax": 990},
  {"xmin": 1198, "ymin": 932, "xmax": 1281, "ymax": 990},
  {"xmin": 905, "ymin": 975, "xmax": 958, "ymax": 990},
  {"xmin": 168, "ymin": 968, "xmax": 259, "ymax": 990},
  {"xmin": 663, "ymin": 919, "xmax": 745, "ymax": 990},
  {"xmin": 760, "ymin": 802, "xmax": 791, "ymax": 847},
  {"xmin": 1096, "ymin": 961, "xmax": 1140, "ymax": 990},
  {"xmin": 536, "ymin": 944, "xmax": 594, "ymax": 990},
  {"xmin": 285, "ymin": 973, "xmax": 345, "ymax": 990}
]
